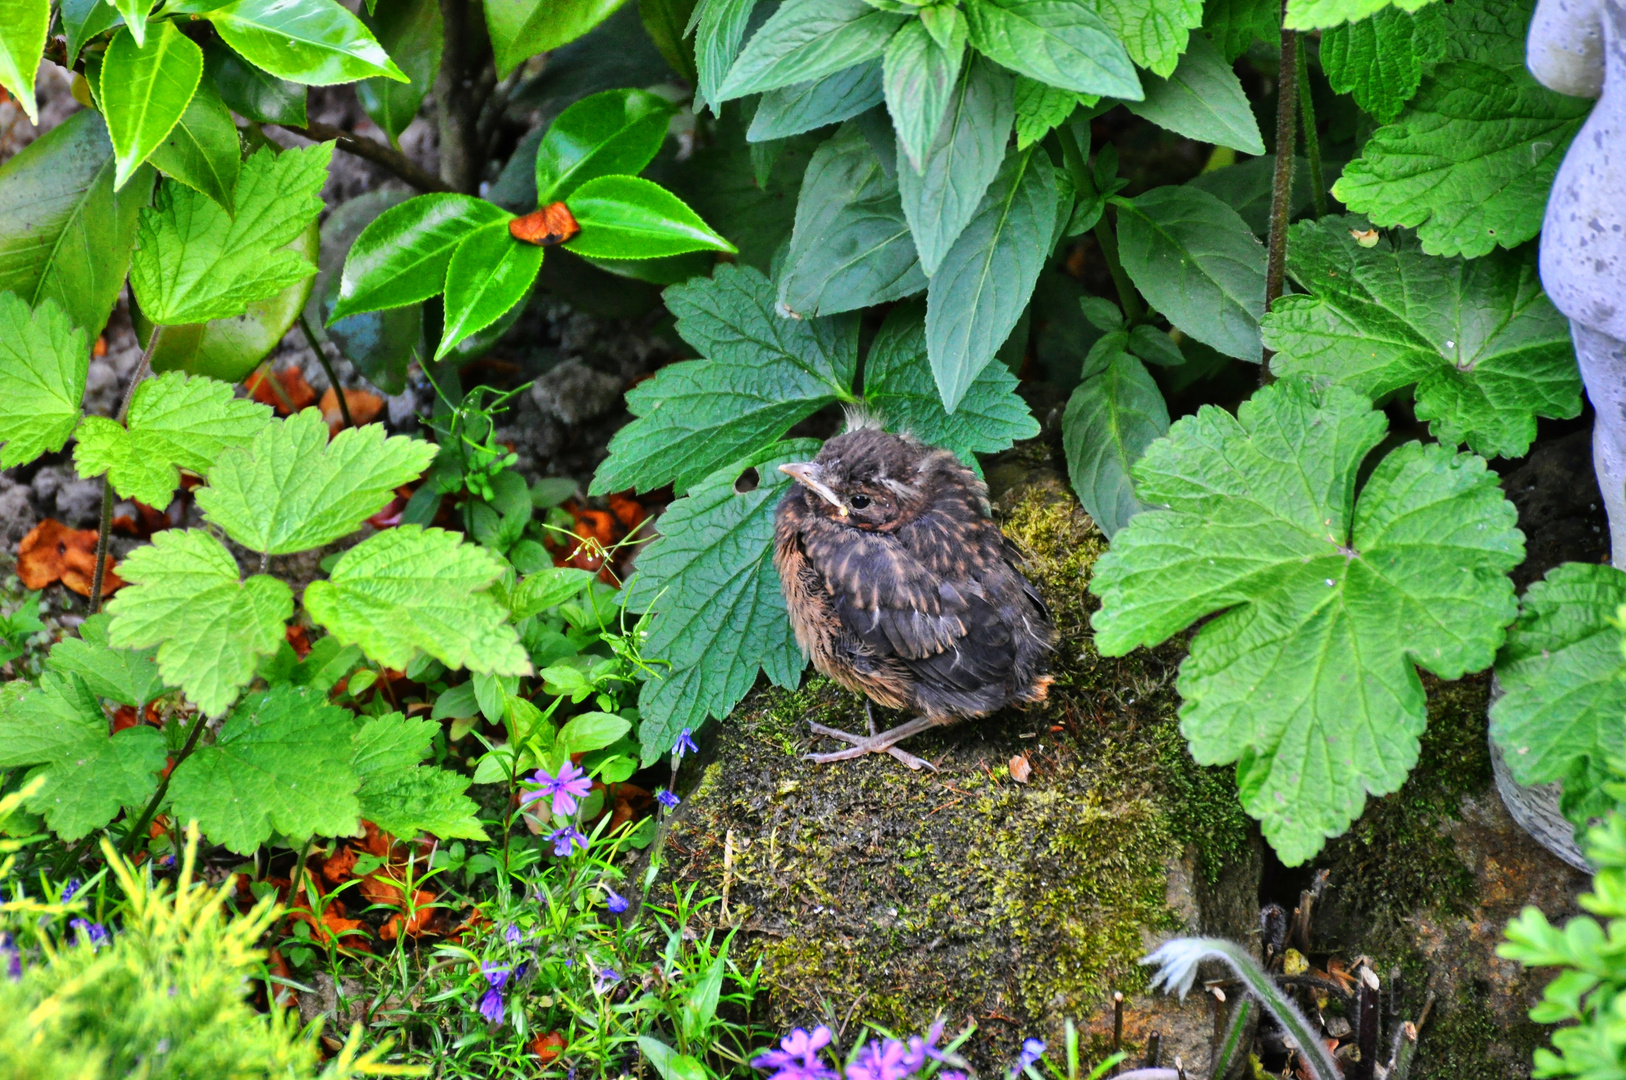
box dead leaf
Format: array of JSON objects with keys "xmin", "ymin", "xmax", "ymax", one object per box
[
  {"xmin": 320, "ymin": 386, "xmax": 385, "ymax": 434},
  {"xmin": 17, "ymin": 519, "xmax": 122, "ymax": 596},
  {"xmin": 510, "ymin": 202, "xmax": 580, "ymax": 246},
  {"xmin": 267, "ymin": 947, "xmax": 299, "ymax": 1010},
  {"xmin": 321, "ymin": 845, "xmax": 358, "ymax": 885},
  {"xmin": 112, "ymin": 500, "xmax": 174, "ymax": 537},
  {"xmin": 531, "ymin": 1031, "xmax": 566, "ymax": 1065},
  {"xmin": 285, "ymin": 624, "xmax": 312, "ymax": 659},
  {"xmin": 247, "ymin": 366, "xmax": 316, "ymax": 415},
  {"xmin": 92, "ymin": 335, "xmax": 108, "ymax": 358},
  {"xmin": 1008, "ymin": 754, "xmax": 1031, "ymax": 784}
]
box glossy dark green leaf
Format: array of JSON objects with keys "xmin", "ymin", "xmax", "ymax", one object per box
[
  {"xmin": 437, "ymin": 220, "xmax": 545, "ymax": 359},
  {"xmin": 1062, "ymin": 334, "xmax": 1168, "ymax": 537},
  {"xmin": 898, "ymin": 55, "xmax": 1013, "ymax": 275},
  {"xmin": 60, "ymin": 0, "xmax": 122, "ymax": 68},
  {"xmin": 778, "ymin": 122, "xmax": 924, "ymax": 317},
  {"xmin": 963, "ymin": 0, "xmax": 1140, "ymax": 99},
  {"xmin": 110, "ymin": 0, "xmax": 154, "ymax": 45},
  {"xmin": 692, "ymin": 0, "xmax": 759, "ymax": 110},
  {"xmin": 564, "ymin": 175, "xmax": 737, "ymax": 259},
  {"xmin": 0, "ymin": 0, "xmax": 47, "ymax": 121},
  {"xmin": 102, "ymin": 22, "xmax": 205, "ymax": 190},
  {"xmin": 485, "ymin": 0, "xmax": 631, "ymax": 78},
  {"xmin": 535, "ymin": 88, "xmax": 675, "ymax": 203},
  {"xmin": 331, "ymin": 194, "xmax": 508, "ymax": 320},
  {"xmin": 147, "ymin": 75, "xmax": 240, "ymax": 208},
  {"xmin": 311, "ymin": 189, "xmax": 421, "ymax": 395},
  {"xmin": 747, "ymin": 59, "xmax": 883, "ymax": 141},
  {"xmin": 925, "ymin": 146, "xmax": 1057, "ymax": 411},
  {"xmin": 196, "ymin": 0, "xmax": 408, "ymax": 85},
  {"xmin": 204, "ymin": 38, "xmax": 307, "ymax": 126},
  {"xmin": 0, "ymin": 110, "xmax": 148, "ymax": 336},
  {"xmin": 358, "ymin": 0, "xmax": 442, "ymax": 143},
  {"xmin": 715, "ymin": 0, "xmax": 906, "ymax": 103},
  {"xmin": 883, "ymin": 17, "xmax": 965, "ymax": 173},
  {"xmin": 640, "ymin": 0, "xmax": 698, "ymax": 82}
]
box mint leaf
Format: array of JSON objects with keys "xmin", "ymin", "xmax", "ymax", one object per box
[
  {"xmin": 197, "ymin": 409, "xmax": 437, "ymax": 555},
  {"xmin": 1490, "ymin": 562, "xmax": 1626, "ymax": 835},
  {"xmin": 0, "ymin": 293, "xmax": 87, "ymax": 469},
  {"xmin": 1284, "ymin": 0, "xmax": 1441, "ymax": 30},
  {"xmin": 750, "ymin": 61, "xmax": 884, "ymax": 141},
  {"xmin": 105, "ymin": 528, "xmax": 293, "ymax": 717},
  {"xmin": 630, "ymin": 441, "xmax": 817, "ymax": 762},
  {"xmin": 862, "ymin": 301, "xmax": 1039, "ymax": 473},
  {"xmin": 777, "ymin": 122, "xmax": 925, "ymax": 319},
  {"xmin": 1062, "ymin": 332, "xmax": 1169, "ymax": 537},
  {"xmin": 883, "ymin": 18, "xmax": 965, "ymax": 173},
  {"xmin": 1263, "ymin": 215, "xmax": 1580, "ymax": 459},
  {"xmin": 1115, "ymin": 185, "xmax": 1266, "ymax": 361},
  {"xmin": 100, "ymin": 22, "xmax": 204, "ymax": 190},
  {"xmin": 168, "ymin": 684, "xmax": 360, "ymax": 853},
  {"xmin": 1013, "ymin": 75, "xmax": 1084, "ymax": 149},
  {"xmin": 74, "ymin": 370, "xmax": 274, "ymax": 509},
  {"xmin": 352, "ymin": 712, "xmax": 486, "ymax": 839},
  {"xmin": 0, "ymin": 672, "xmax": 165, "ymax": 840},
  {"xmin": 590, "ymin": 264, "xmax": 857, "ymax": 495},
  {"xmin": 693, "ymin": 0, "xmax": 760, "ymax": 111},
  {"xmin": 1090, "ymin": 378, "xmax": 1523, "ymax": 864},
  {"xmin": 304, "ymin": 525, "xmax": 531, "ymax": 676},
  {"xmin": 715, "ymin": 0, "xmax": 905, "ymax": 102},
  {"xmin": 1125, "ymin": 33, "xmax": 1264, "ymax": 155},
  {"xmin": 926, "ymin": 145, "xmax": 1058, "ymax": 412},
  {"xmin": 130, "ymin": 142, "xmax": 331, "ymax": 325},
  {"xmin": 1332, "ymin": 61, "xmax": 1590, "ymax": 259},
  {"xmin": 1200, "ymin": 0, "xmax": 1280, "ymax": 61},
  {"xmin": 47, "ymin": 612, "xmax": 166, "ymax": 708},
  {"xmin": 1320, "ymin": 5, "xmax": 1445, "ymax": 123},
  {"xmin": 1088, "ymin": 0, "xmax": 1203, "ymax": 76},
  {"xmin": 963, "ymin": 0, "xmax": 1140, "ymax": 98}
]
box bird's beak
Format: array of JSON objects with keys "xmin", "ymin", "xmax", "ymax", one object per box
[{"xmin": 779, "ymin": 462, "xmax": 845, "ymax": 512}]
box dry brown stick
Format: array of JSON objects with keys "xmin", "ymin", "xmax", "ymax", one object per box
[{"xmin": 272, "ymin": 118, "xmax": 454, "ymax": 193}]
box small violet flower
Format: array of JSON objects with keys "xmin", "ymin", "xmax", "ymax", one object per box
[
  {"xmin": 522, "ymin": 760, "xmax": 594, "ymax": 817},
  {"xmin": 69, "ymin": 918, "xmax": 107, "ymax": 950},
  {"xmin": 594, "ymin": 966, "xmax": 622, "ymax": 993},
  {"xmin": 903, "ymin": 1021, "xmax": 946, "ymax": 1071},
  {"xmin": 549, "ymin": 826, "xmax": 589, "ymax": 858},
  {"xmin": 753, "ymin": 1025, "xmax": 836, "ymax": 1080},
  {"xmin": 846, "ymin": 1039, "xmax": 911, "ymax": 1080},
  {"xmin": 61, "ymin": 879, "xmax": 80, "ymax": 902},
  {"xmin": 503, "ymin": 923, "xmax": 522, "ymax": 946},
  {"xmin": 1, "ymin": 932, "xmax": 20, "ymax": 981},
  {"xmin": 478, "ymin": 962, "xmax": 509, "ymax": 1024},
  {"xmin": 604, "ymin": 887, "xmax": 628, "ymax": 914},
  {"xmin": 1013, "ymin": 1037, "xmax": 1046, "ymax": 1075},
  {"xmin": 656, "ymin": 788, "xmax": 680, "ymax": 810},
  {"xmin": 673, "ymin": 728, "xmax": 698, "ymax": 761}
]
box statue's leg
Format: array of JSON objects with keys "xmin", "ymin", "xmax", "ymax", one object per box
[{"xmin": 1575, "ymin": 323, "xmax": 1626, "ymax": 569}]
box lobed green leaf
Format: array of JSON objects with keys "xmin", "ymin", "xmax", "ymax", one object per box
[{"xmin": 0, "ymin": 293, "xmax": 87, "ymax": 469}]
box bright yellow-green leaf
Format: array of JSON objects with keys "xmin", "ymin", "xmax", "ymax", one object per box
[{"xmin": 0, "ymin": 293, "xmax": 86, "ymax": 469}]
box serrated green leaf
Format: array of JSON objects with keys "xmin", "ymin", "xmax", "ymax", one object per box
[
  {"xmin": 963, "ymin": 0, "xmax": 1140, "ymax": 98},
  {"xmin": 352, "ymin": 712, "xmax": 487, "ymax": 839},
  {"xmin": 693, "ymin": 0, "xmax": 759, "ymax": 111},
  {"xmin": 101, "ymin": 22, "xmax": 204, "ymax": 191},
  {"xmin": 926, "ymin": 145, "xmax": 1057, "ymax": 412},
  {"xmin": 862, "ymin": 301, "xmax": 1039, "ymax": 473},
  {"xmin": 131, "ymin": 143, "xmax": 330, "ymax": 325},
  {"xmin": 146, "ymin": 76, "xmax": 241, "ymax": 209},
  {"xmin": 1200, "ymin": 0, "xmax": 1280, "ymax": 61},
  {"xmin": 1013, "ymin": 75, "xmax": 1085, "ymax": 149},
  {"xmin": 436, "ymin": 218, "xmax": 543, "ymax": 359},
  {"xmin": 1284, "ymin": 0, "xmax": 1440, "ymax": 30},
  {"xmin": 47, "ymin": 612, "xmax": 165, "ymax": 708},
  {"xmin": 630, "ymin": 441, "xmax": 818, "ymax": 761},
  {"xmin": 591, "ymin": 264, "xmax": 857, "ymax": 495},
  {"xmin": 0, "ymin": 293, "xmax": 87, "ymax": 469},
  {"xmin": 194, "ymin": 0, "xmax": 408, "ymax": 85},
  {"xmin": 564, "ymin": 175, "xmax": 737, "ymax": 259},
  {"xmin": 1320, "ymin": 5, "xmax": 1445, "ymax": 123},
  {"xmin": 748, "ymin": 60, "xmax": 884, "ymax": 141},
  {"xmin": 168, "ymin": 684, "xmax": 360, "ymax": 852},
  {"xmin": 1263, "ymin": 215, "xmax": 1580, "ymax": 459},
  {"xmin": 1087, "ymin": 0, "xmax": 1203, "ymax": 76},
  {"xmin": 1062, "ymin": 333, "xmax": 1169, "ymax": 537},
  {"xmin": 1124, "ymin": 33, "xmax": 1264, "ymax": 155},
  {"xmin": 303, "ymin": 525, "xmax": 530, "ymax": 676},
  {"xmin": 196, "ymin": 409, "xmax": 438, "ymax": 555},
  {"xmin": 105, "ymin": 529, "xmax": 293, "ymax": 716},
  {"xmin": 778, "ymin": 122, "xmax": 925, "ymax": 318},
  {"xmin": 1115, "ymin": 185, "xmax": 1266, "ymax": 361},
  {"xmin": 899, "ymin": 55, "xmax": 1014, "ymax": 275},
  {"xmin": 357, "ymin": 0, "xmax": 442, "ymax": 143},
  {"xmin": 109, "ymin": 0, "xmax": 153, "ymax": 44},
  {"xmin": 73, "ymin": 370, "xmax": 273, "ymax": 509},
  {"xmin": 1490, "ymin": 563, "xmax": 1626, "ymax": 835},
  {"xmin": 331, "ymin": 193, "xmax": 507, "ymax": 321},
  {"xmin": 0, "ymin": 671, "xmax": 165, "ymax": 840},
  {"xmin": 0, "ymin": 0, "xmax": 48, "ymax": 123},
  {"xmin": 1090, "ymin": 378, "xmax": 1523, "ymax": 864},
  {"xmin": 884, "ymin": 18, "xmax": 966, "ymax": 173},
  {"xmin": 1331, "ymin": 61, "xmax": 1590, "ymax": 259},
  {"xmin": 535, "ymin": 88, "xmax": 675, "ymax": 203},
  {"xmin": 511, "ymin": 566, "xmax": 596, "ymax": 619},
  {"xmin": 716, "ymin": 0, "xmax": 906, "ymax": 102}
]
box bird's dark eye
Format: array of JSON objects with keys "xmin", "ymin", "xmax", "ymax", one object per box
[{"xmin": 849, "ymin": 494, "xmax": 871, "ymax": 509}]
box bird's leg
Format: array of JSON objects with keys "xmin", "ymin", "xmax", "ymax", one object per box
[
  {"xmin": 805, "ymin": 716, "xmax": 940, "ymax": 772},
  {"xmin": 865, "ymin": 700, "xmax": 877, "ymax": 736}
]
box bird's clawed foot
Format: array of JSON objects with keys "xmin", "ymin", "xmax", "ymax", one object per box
[{"xmin": 804, "ymin": 716, "xmax": 940, "ymax": 772}]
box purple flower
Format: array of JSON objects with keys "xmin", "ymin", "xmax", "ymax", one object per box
[
  {"xmin": 69, "ymin": 918, "xmax": 107, "ymax": 950},
  {"xmin": 61, "ymin": 879, "xmax": 80, "ymax": 902},
  {"xmin": 903, "ymin": 1021, "xmax": 946, "ymax": 1071},
  {"xmin": 482, "ymin": 962, "xmax": 510, "ymax": 990},
  {"xmin": 549, "ymin": 826, "xmax": 588, "ymax": 857},
  {"xmin": 479, "ymin": 987, "xmax": 504, "ymax": 1024},
  {"xmin": 656, "ymin": 788, "xmax": 680, "ymax": 810},
  {"xmin": 846, "ymin": 1039, "xmax": 910, "ymax": 1080},
  {"xmin": 1013, "ymin": 1038, "xmax": 1045, "ymax": 1074},
  {"xmin": 941, "ymin": 1073, "xmax": 967, "ymax": 1080},
  {"xmin": 594, "ymin": 966, "xmax": 622, "ymax": 993},
  {"xmin": 604, "ymin": 887, "xmax": 628, "ymax": 914},
  {"xmin": 521, "ymin": 760, "xmax": 594, "ymax": 817},
  {"xmin": 504, "ymin": 924, "xmax": 522, "ymax": 946},
  {"xmin": 754, "ymin": 1026, "xmax": 837, "ymax": 1080},
  {"xmin": 674, "ymin": 728, "xmax": 698, "ymax": 761},
  {"xmin": 1, "ymin": 932, "xmax": 20, "ymax": 981}
]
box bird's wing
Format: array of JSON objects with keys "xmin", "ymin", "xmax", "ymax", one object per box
[{"xmin": 801, "ymin": 526, "xmax": 969, "ymax": 659}]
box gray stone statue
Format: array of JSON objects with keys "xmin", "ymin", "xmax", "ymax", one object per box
[{"xmin": 1495, "ymin": 0, "xmax": 1616, "ymax": 872}]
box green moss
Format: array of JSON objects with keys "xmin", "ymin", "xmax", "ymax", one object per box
[{"xmin": 1412, "ymin": 980, "xmax": 1544, "ymax": 1080}]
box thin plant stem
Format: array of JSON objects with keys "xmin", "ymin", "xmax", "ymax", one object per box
[
  {"xmin": 91, "ymin": 324, "xmax": 164, "ymax": 609},
  {"xmin": 288, "ymin": 835, "xmax": 315, "ymax": 918},
  {"xmin": 1296, "ymin": 43, "xmax": 1328, "ymax": 217},
  {"xmin": 121, "ymin": 707, "xmax": 208, "ymax": 858},
  {"xmin": 300, "ymin": 311, "xmax": 354, "ymax": 430},
  {"xmin": 1210, "ymin": 994, "xmax": 1257, "ymax": 1080},
  {"xmin": 1262, "ymin": 8, "xmax": 1300, "ymax": 380},
  {"xmin": 1055, "ymin": 122, "xmax": 1145, "ymax": 324},
  {"xmin": 270, "ymin": 119, "xmax": 453, "ymax": 193}
]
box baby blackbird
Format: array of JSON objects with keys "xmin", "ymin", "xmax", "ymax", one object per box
[{"xmin": 773, "ymin": 423, "xmax": 1054, "ymax": 770}]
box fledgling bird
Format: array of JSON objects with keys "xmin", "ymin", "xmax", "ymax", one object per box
[{"xmin": 773, "ymin": 422, "xmax": 1054, "ymax": 770}]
